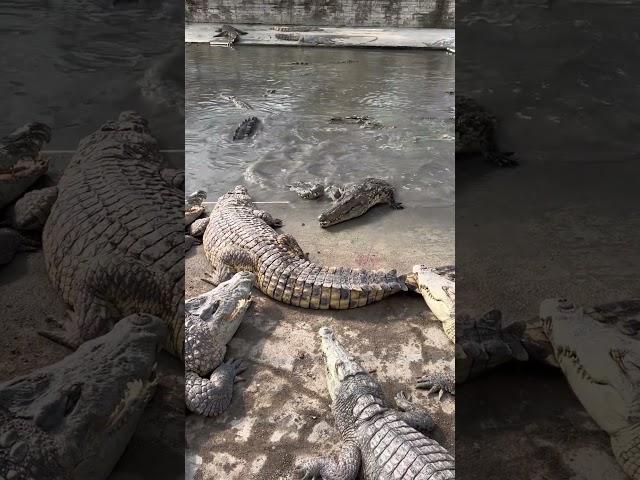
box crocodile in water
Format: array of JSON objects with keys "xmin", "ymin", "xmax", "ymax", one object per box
[
  {"xmin": 455, "ymin": 95, "xmax": 516, "ymax": 166},
  {"xmin": 0, "ymin": 313, "xmax": 166, "ymax": 480},
  {"xmin": 318, "ymin": 178, "xmax": 403, "ymax": 228},
  {"xmin": 233, "ymin": 116, "xmax": 260, "ymax": 141},
  {"xmin": 295, "ymin": 327, "xmax": 455, "ymax": 480},
  {"xmin": 40, "ymin": 111, "xmax": 185, "ymax": 358},
  {"xmin": 202, "ymin": 185, "xmax": 407, "ymax": 308},
  {"xmin": 185, "ymin": 272, "xmax": 253, "ymax": 416}
]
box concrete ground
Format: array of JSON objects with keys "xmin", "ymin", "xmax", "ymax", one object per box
[
  {"xmin": 185, "ymin": 201, "xmax": 455, "ymax": 479},
  {"xmin": 185, "ymin": 23, "xmax": 455, "ymax": 51}
]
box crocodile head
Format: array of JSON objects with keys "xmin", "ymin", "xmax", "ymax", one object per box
[
  {"xmin": 540, "ymin": 299, "xmax": 640, "ymax": 436},
  {"xmin": 0, "ymin": 122, "xmax": 51, "ymax": 209},
  {"xmin": 319, "ymin": 327, "xmax": 368, "ymax": 402},
  {"xmin": 0, "ymin": 314, "xmax": 166, "ymax": 480},
  {"xmin": 185, "ymin": 272, "xmax": 254, "ymax": 376},
  {"xmin": 215, "ymin": 185, "xmax": 253, "ymax": 209},
  {"xmin": 413, "ymin": 264, "xmax": 455, "ymax": 325}
]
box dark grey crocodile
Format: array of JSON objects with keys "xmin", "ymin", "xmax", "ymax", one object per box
[
  {"xmin": 185, "ymin": 272, "xmax": 254, "ymax": 416},
  {"xmin": 0, "ymin": 313, "xmax": 166, "ymax": 480},
  {"xmin": 40, "ymin": 111, "xmax": 184, "ymax": 358},
  {"xmin": 233, "ymin": 116, "xmax": 260, "ymax": 141},
  {"xmin": 455, "ymin": 95, "xmax": 516, "ymax": 166},
  {"xmin": 213, "ymin": 24, "xmax": 248, "ymax": 46},
  {"xmin": 0, "ymin": 122, "xmax": 51, "ymax": 210},
  {"xmin": 296, "ymin": 327, "xmax": 455, "ymax": 480},
  {"xmin": 202, "ymin": 185, "xmax": 407, "ymax": 309},
  {"xmin": 318, "ymin": 178, "xmax": 403, "ymax": 228}
]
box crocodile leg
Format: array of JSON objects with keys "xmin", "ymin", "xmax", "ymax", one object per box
[
  {"xmin": 185, "ymin": 359, "xmax": 246, "ymax": 416},
  {"xmin": 203, "ymin": 246, "xmax": 255, "ymax": 285},
  {"xmin": 416, "ymin": 370, "xmax": 455, "ymax": 400},
  {"xmin": 393, "ymin": 391, "xmax": 435, "ymax": 432},
  {"xmin": 252, "ymin": 209, "xmax": 283, "ymax": 227},
  {"xmin": 295, "ymin": 441, "xmax": 361, "ymax": 480},
  {"xmin": 277, "ymin": 233, "xmax": 307, "ymax": 260}
]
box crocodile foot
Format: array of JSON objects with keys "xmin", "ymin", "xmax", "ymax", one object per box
[
  {"xmin": 394, "ymin": 391, "xmax": 435, "ymax": 432},
  {"xmin": 185, "ymin": 358, "xmax": 247, "ymax": 417},
  {"xmin": 416, "ymin": 370, "xmax": 455, "ymax": 400}
]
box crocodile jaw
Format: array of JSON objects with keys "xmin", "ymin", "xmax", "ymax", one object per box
[
  {"xmin": 414, "ymin": 265, "xmax": 455, "ymax": 325},
  {"xmin": 540, "ymin": 299, "xmax": 640, "ymax": 435},
  {"xmin": 319, "ymin": 327, "xmax": 366, "ymax": 402}
]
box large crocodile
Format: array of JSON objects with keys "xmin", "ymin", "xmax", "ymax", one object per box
[
  {"xmin": 455, "ymin": 299, "xmax": 640, "ymax": 479},
  {"xmin": 296, "ymin": 327, "xmax": 455, "ymax": 480},
  {"xmin": 455, "ymin": 95, "xmax": 516, "ymax": 167},
  {"xmin": 202, "ymin": 185, "xmax": 407, "ymax": 309},
  {"xmin": 40, "ymin": 111, "xmax": 185, "ymax": 358},
  {"xmin": 0, "ymin": 313, "xmax": 166, "ymax": 480},
  {"xmin": 0, "ymin": 122, "xmax": 51, "ymax": 210},
  {"xmin": 185, "ymin": 272, "xmax": 253, "ymax": 416},
  {"xmin": 318, "ymin": 178, "xmax": 403, "ymax": 228}
]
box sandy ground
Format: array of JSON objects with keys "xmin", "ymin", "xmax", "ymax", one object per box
[
  {"xmin": 185, "ymin": 201, "xmax": 455, "ymax": 479},
  {"xmin": 185, "ymin": 24, "xmax": 455, "ymax": 51}
]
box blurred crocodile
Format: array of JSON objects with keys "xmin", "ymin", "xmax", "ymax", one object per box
[
  {"xmin": 296, "ymin": 327, "xmax": 455, "ymax": 480},
  {"xmin": 0, "ymin": 313, "xmax": 166, "ymax": 480},
  {"xmin": 40, "ymin": 112, "xmax": 185, "ymax": 358},
  {"xmin": 318, "ymin": 178, "xmax": 403, "ymax": 228},
  {"xmin": 0, "ymin": 122, "xmax": 51, "ymax": 210},
  {"xmin": 203, "ymin": 185, "xmax": 407, "ymax": 309},
  {"xmin": 213, "ymin": 24, "xmax": 248, "ymax": 46},
  {"xmin": 456, "ymin": 95, "xmax": 516, "ymax": 166},
  {"xmin": 185, "ymin": 272, "xmax": 253, "ymax": 416},
  {"xmin": 233, "ymin": 116, "xmax": 260, "ymax": 141}
]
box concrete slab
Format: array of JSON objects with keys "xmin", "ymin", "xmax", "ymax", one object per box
[
  {"xmin": 185, "ymin": 23, "xmax": 455, "ymax": 51},
  {"xmin": 185, "ymin": 203, "xmax": 455, "ymax": 479}
]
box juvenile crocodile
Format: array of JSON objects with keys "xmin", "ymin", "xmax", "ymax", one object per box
[
  {"xmin": 185, "ymin": 272, "xmax": 253, "ymax": 416},
  {"xmin": 407, "ymin": 264, "xmax": 456, "ymax": 343},
  {"xmin": 296, "ymin": 327, "xmax": 455, "ymax": 480},
  {"xmin": 213, "ymin": 24, "xmax": 248, "ymax": 46},
  {"xmin": 203, "ymin": 185, "xmax": 407, "ymax": 308},
  {"xmin": 0, "ymin": 122, "xmax": 51, "ymax": 209},
  {"xmin": 318, "ymin": 178, "xmax": 403, "ymax": 228},
  {"xmin": 233, "ymin": 116, "xmax": 260, "ymax": 141},
  {"xmin": 0, "ymin": 313, "xmax": 166, "ymax": 480},
  {"xmin": 455, "ymin": 95, "xmax": 516, "ymax": 166},
  {"xmin": 41, "ymin": 111, "xmax": 184, "ymax": 358}
]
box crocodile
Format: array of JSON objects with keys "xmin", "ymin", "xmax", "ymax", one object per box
[
  {"xmin": 455, "ymin": 95, "xmax": 516, "ymax": 166},
  {"xmin": 213, "ymin": 24, "xmax": 248, "ymax": 46},
  {"xmin": 0, "ymin": 313, "xmax": 166, "ymax": 480},
  {"xmin": 186, "ymin": 190, "xmax": 207, "ymax": 226},
  {"xmin": 189, "ymin": 216, "xmax": 210, "ymax": 237},
  {"xmin": 40, "ymin": 111, "xmax": 185, "ymax": 358},
  {"xmin": 295, "ymin": 327, "xmax": 455, "ymax": 480},
  {"xmin": 318, "ymin": 178, "xmax": 403, "ymax": 228},
  {"xmin": 6, "ymin": 185, "xmax": 58, "ymax": 231},
  {"xmin": 329, "ymin": 115, "xmax": 384, "ymax": 129},
  {"xmin": 233, "ymin": 116, "xmax": 260, "ymax": 141},
  {"xmin": 406, "ymin": 265, "xmax": 456, "ymax": 343},
  {"xmin": 287, "ymin": 181, "xmax": 325, "ymax": 200},
  {"xmin": 0, "ymin": 122, "xmax": 51, "ymax": 210},
  {"xmin": 0, "ymin": 227, "xmax": 39, "ymax": 266},
  {"xmin": 219, "ymin": 94, "xmax": 253, "ymax": 110},
  {"xmin": 456, "ymin": 299, "xmax": 640, "ymax": 478},
  {"xmin": 202, "ymin": 185, "xmax": 407, "ymax": 308},
  {"xmin": 185, "ymin": 272, "xmax": 254, "ymax": 416}
]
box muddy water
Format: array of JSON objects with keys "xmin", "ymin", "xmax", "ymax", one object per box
[{"xmin": 185, "ymin": 45, "xmax": 455, "ymax": 209}]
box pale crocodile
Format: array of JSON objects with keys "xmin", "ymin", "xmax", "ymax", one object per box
[
  {"xmin": 296, "ymin": 327, "xmax": 455, "ymax": 480},
  {"xmin": 0, "ymin": 122, "xmax": 51, "ymax": 210},
  {"xmin": 202, "ymin": 185, "xmax": 407, "ymax": 308},
  {"xmin": 0, "ymin": 313, "xmax": 166, "ymax": 480},
  {"xmin": 318, "ymin": 178, "xmax": 403, "ymax": 228},
  {"xmin": 185, "ymin": 272, "xmax": 254, "ymax": 416},
  {"xmin": 40, "ymin": 111, "xmax": 184, "ymax": 358},
  {"xmin": 456, "ymin": 298, "xmax": 640, "ymax": 479},
  {"xmin": 456, "ymin": 95, "xmax": 516, "ymax": 167},
  {"xmin": 213, "ymin": 24, "xmax": 248, "ymax": 46}
]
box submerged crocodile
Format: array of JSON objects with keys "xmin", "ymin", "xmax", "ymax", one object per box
[
  {"xmin": 202, "ymin": 185, "xmax": 407, "ymax": 308},
  {"xmin": 185, "ymin": 272, "xmax": 253, "ymax": 416},
  {"xmin": 40, "ymin": 111, "xmax": 185, "ymax": 358},
  {"xmin": 213, "ymin": 24, "xmax": 248, "ymax": 46},
  {"xmin": 318, "ymin": 178, "xmax": 403, "ymax": 228},
  {"xmin": 455, "ymin": 95, "xmax": 516, "ymax": 166},
  {"xmin": 233, "ymin": 116, "xmax": 260, "ymax": 141},
  {"xmin": 296, "ymin": 327, "xmax": 455, "ymax": 480},
  {"xmin": 456, "ymin": 298, "xmax": 640, "ymax": 479},
  {"xmin": 0, "ymin": 313, "xmax": 166, "ymax": 480},
  {"xmin": 219, "ymin": 94, "xmax": 253, "ymax": 110},
  {"xmin": 0, "ymin": 122, "xmax": 51, "ymax": 210},
  {"xmin": 329, "ymin": 115, "xmax": 384, "ymax": 129}
]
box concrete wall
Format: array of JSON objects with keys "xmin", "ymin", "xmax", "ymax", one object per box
[{"xmin": 185, "ymin": 0, "xmax": 454, "ymax": 28}]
